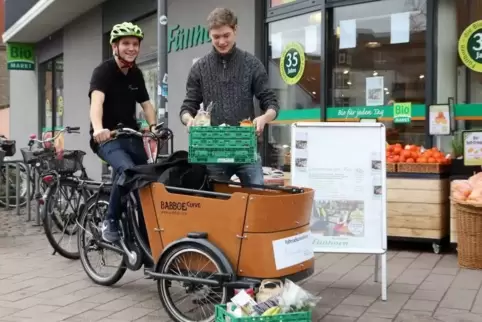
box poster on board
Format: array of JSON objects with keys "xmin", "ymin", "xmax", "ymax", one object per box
[{"xmin": 291, "ymin": 122, "xmax": 387, "ymax": 254}]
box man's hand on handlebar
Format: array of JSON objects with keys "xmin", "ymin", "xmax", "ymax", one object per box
[{"xmin": 93, "ymin": 129, "xmax": 111, "ymax": 143}]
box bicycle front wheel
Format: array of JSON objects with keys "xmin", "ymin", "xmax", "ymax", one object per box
[
  {"xmin": 42, "ymin": 180, "xmax": 84, "ymax": 259},
  {"xmin": 78, "ymin": 193, "xmax": 126, "ymax": 286}
]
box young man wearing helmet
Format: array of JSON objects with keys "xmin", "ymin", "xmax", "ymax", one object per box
[
  {"xmin": 88, "ymin": 22, "xmax": 156, "ymax": 245},
  {"xmin": 180, "ymin": 8, "xmax": 279, "ymax": 185}
]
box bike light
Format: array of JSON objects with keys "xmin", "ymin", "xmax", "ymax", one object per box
[
  {"xmin": 42, "ymin": 175, "xmax": 54, "ymax": 184},
  {"xmin": 37, "ymin": 198, "xmax": 45, "ymax": 205}
]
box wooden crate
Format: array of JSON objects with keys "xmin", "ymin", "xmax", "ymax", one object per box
[{"xmin": 388, "ymin": 177, "xmax": 449, "ymax": 239}]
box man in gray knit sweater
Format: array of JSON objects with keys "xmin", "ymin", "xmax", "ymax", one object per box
[{"xmin": 180, "ymin": 7, "xmax": 279, "ymax": 185}]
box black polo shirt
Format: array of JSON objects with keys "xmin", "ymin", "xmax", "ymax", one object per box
[{"xmin": 88, "ymin": 58, "xmax": 150, "ymax": 152}]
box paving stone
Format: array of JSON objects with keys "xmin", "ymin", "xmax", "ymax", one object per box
[
  {"xmin": 394, "ymin": 268, "xmax": 431, "ymax": 285},
  {"xmin": 319, "ymin": 315, "xmax": 356, "ymax": 322},
  {"xmin": 411, "ymin": 289, "xmax": 445, "ymax": 302},
  {"xmin": 439, "ymin": 288, "xmax": 478, "ymax": 310},
  {"xmin": 403, "ymin": 299, "xmax": 438, "ymax": 312},
  {"xmin": 451, "ymin": 269, "xmax": 482, "ymax": 290},
  {"xmin": 395, "ymin": 310, "xmax": 434, "ymax": 321},
  {"xmin": 357, "ymin": 312, "xmax": 395, "ymax": 321},
  {"xmin": 329, "ymin": 304, "xmax": 366, "ymax": 318},
  {"xmin": 388, "ymin": 283, "xmax": 418, "ymax": 295},
  {"xmin": 408, "ymin": 253, "xmax": 441, "ymax": 270},
  {"xmin": 341, "ymin": 294, "xmax": 377, "ymax": 307},
  {"xmin": 366, "ymin": 293, "xmax": 410, "ymax": 316},
  {"xmin": 418, "ymin": 274, "xmax": 455, "ymax": 291}
]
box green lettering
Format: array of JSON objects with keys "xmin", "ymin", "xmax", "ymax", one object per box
[
  {"xmin": 168, "ymin": 25, "xmax": 180, "ymax": 53},
  {"xmin": 192, "ymin": 25, "xmax": 205, "ymax": 47}
]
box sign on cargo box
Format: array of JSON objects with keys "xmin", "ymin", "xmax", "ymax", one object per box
[{"xmin": 7, "ymin": 43, "xmax": 35, "ymax": 71}]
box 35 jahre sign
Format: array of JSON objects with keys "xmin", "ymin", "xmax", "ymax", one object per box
[{"xmin": 459, "ymin": 20, "xmax": 482, "ymax": 73}]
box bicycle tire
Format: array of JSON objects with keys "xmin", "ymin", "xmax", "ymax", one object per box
[
  {"xmin": 42, "ymin": 180, "xmax": 81, "ymax": 260},
  {"xmin": 78, "ymin": 193, "xmax": 127, "ymax": 286}
]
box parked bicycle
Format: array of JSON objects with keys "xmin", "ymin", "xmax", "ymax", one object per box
[
  {"xmin": 0, "ymin": 136, "xmax": 33, "ymax": 208},
  {"xmin": 21, "ymin": 126, "xmax": 92, "ymax": 259}
]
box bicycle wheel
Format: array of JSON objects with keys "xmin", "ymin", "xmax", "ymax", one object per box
[
  {"xmin": 78, "ymin": 193, "xmax": 126, "ymax": 286},
  {"xmin": 158, "ymin": 244, "xmax": 230, "ymax": 322},
  {"xmin": 42, "ymin": 180, "xmax": 84, "ymax": 260},
  {"xmin": 0, "ymin": 163, "xmax": 32, "ymax": 208}
]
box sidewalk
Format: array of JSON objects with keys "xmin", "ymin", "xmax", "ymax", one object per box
[{"xmin": 0, "ymin": 215, "xmax": 482, "ymax": 321}]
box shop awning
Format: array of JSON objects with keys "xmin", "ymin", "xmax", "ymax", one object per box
[{"xmin": 2, "ymin": 0, "xmax": 107, "ymax": 43}]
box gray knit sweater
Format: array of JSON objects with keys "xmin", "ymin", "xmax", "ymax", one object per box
[{"xmin": 180, "ymin": 45, "xmax": 279, "ymax": 126}]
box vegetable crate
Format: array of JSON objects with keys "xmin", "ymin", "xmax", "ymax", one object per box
[
  {"xmin": 189, "ymin": 126, "xmax": 257, "ymax": 164},
  {"xmin": 215, "ymin": 305, "xmax": 311, "ymax": 322}
]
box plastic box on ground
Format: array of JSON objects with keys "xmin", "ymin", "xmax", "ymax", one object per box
[
  {"xmin": 189, "ymin": 126, "xmax": 257, "ymax": 164},
  {"xmin": 215, "ymin": 305, "xmax": 311, "ymax": 322}
]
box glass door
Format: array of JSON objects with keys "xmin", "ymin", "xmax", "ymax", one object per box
[
  {"xmin": 265, "ymin": 12, "xmax": 323, "ymax": 170},
  {"xmin": 40, "ymin": 55, "xmax": 64, "ymax": 151}
]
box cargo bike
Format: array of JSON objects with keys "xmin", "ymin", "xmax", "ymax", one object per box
[{"xmin": 77, "ymin": 125, "xmax": 315, "ymax": 322}]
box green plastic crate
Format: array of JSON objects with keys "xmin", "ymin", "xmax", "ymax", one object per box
[
  {"xmin": 189, "ymin": 126, "xmax": 257, "ymax": 164},
  {"xmin": 215, "ymin": 305, "xmax": 312, "ymax": 322}
]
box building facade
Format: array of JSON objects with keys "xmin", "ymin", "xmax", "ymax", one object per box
[{"xmin": 2, "ymin": 0, "xmax": 481, "ymax": 178}]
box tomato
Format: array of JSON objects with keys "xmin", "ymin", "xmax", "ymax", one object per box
[
  {"xmin": 402, "ymin": 150, "xmax": 412, "ymax": 158},
  {"xmin": 393, "ymin": 146, "xmax": 402, "ymax": 155},
  {"xmin": 392, "ymin": 155, "xmax": 400, "ymax": 163},
  {"xmin": 428, "ymin": 157, "xmax": 436, "ymax": 163},
  {"xmin": 406, "ymin": 158, "xmax": 415, "ymax": 163},
  {"xmin": 418, "ymin": 157, "xmax": 428, "ymax": 163},
  {"xmin": 399, "ymin": 156, "xmax": 406, "ymax": 163}
]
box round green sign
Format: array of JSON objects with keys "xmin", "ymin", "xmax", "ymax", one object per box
[
  {"xmin": 459, "ymin": 20, "xmax": 482, "ymax": 72},
  {"xmin": 279, "ymin": 42, "xmax": 305, "ymax": 85}
]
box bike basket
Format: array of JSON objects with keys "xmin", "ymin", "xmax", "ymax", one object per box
[
  {"xmin": 215, "ymin": 305, "xmax": 311, "ymax": 322},
  {"xmin": 189, "ymin": 126, "xmax": 257, "ymax": 164},
  {"xmin": 46, "ymin": 150, "xmax": 86, "ymax": 174},
  {"xmin": 0, "ymin": 140, "xmax": 16, "ymax": 157},
  {"xmin": 20, "ymin": 148, "xmax": 54, "ymax": 165}
]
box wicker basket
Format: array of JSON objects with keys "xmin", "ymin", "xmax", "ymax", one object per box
[
  {"xmin": 387, "ymin": 163, "xmax": 397, "ymax": 173},
  {"xmin": 398, "ymin": 163, "xmax": 450, "ymax": 174},
  {"xmin": 452, "ymin": 200, "xmax": 482, "ymax": 269}
]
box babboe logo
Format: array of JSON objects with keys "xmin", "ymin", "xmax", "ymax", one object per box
[{"xmin": 160, "ymin": 201, "xmax": 201, "ymax": 214}]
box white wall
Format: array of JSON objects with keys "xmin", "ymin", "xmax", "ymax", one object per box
[
  {"xmin": 9, "ymin": 70, "xmax": 38, "ymax": 157},
  {"xmin": 63, "ymin": 7, "xmax": 103, "ymax": 179}
]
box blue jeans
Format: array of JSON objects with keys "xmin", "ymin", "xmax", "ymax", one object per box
[
  {"xmin": 97, "ymin": 137, "xmax": 147, "ymax": 225},
  {"xmin": 207, "ymin": 155, "xmax": 264, "ymax": 185}
]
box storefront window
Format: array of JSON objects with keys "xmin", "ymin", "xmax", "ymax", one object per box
[
  {"xmin": 456, "ymin": 0, "xmax": 482, "ymax": 129},
  {"xmin": 270, "ymin": 0, "xmax": 298, "ymax": 7},
  {"xmin": 40, "ymin": 56, "xmax": 64, "ymax": 150},
  {"xmin": 265, "ymin": 12, "xmax": 322, "ymax": 170},
  {"xmin": 329, "ymin": 0, "xmax": 427, "ymax": 146},
  {"xmin": 136, "ymin": 60, "xmax": 159, "ymax": 123}
]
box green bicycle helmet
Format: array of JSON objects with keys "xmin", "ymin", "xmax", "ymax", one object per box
[{"xmin": 110, "ymin": 22, "xmax": 144, "ymax": 44}]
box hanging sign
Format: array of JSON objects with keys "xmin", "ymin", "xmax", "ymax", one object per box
[
  {"xmin": 279, "ymin": 42, "xmax": 305, "ymax": 85},
  {"xmin": 459, "ymin": 20, "xmax": 482, "ymax": 72}
]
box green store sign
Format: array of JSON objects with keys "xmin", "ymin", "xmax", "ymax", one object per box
[
  {"xmin": 168, "ymin": 24, "xmax": 211, "ymax": 53},
  {"xmin": 273, "ymin": 103, "xmax": 482, "ymax": 122},
  {"xmin": 7, "ymin": 43, "xmax": 35, "ymax": 71}
]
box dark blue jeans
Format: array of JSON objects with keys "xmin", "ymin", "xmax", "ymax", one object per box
[
  {"xmin": 206, "ymin": 154, "xmax": 264, "ymax": 185},
  {"xmin": 97, "ymin": 137, "xmax": 147, "ymax": 226}
]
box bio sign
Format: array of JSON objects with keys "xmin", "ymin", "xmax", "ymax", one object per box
[
  {"xmin": 459, "ymin": 20, "xmax": 482, "ymax": 72},
  {"xmin": 7, "ymin": 43, "xmax": 35, "ymax": 71},
  {"xmin": 393, "ymin": 102, "xmax": 412, "ymax": 124},
  {"xmin": 280, "ymin": 42, "xmax": 306, "ymax": 85}
]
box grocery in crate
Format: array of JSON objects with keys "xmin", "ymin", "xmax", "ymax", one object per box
[{"xmin": 216, "ymin": 279, "xmax": 319, "ymax": 321}]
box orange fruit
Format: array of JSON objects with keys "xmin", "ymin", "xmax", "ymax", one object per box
[
  {"xmin": 406, "ymin": 158, "xmax": 415, "ymax": 163},
  {"xmin": 402, "ymin": 150, "xmax": 412, "ymax": 158},
  {"xmin": 393, "ymin": 155, "xmax": 400, "ymax": 163},
  {"xmin": 399, "ymin": 156, "xmax": 406, "ymax": 163},
  {"xmin": 428, "ymin": 157, "xmax": 436, "ymax": 163},
  {"xmin": 418, "ymin": 157, "xmax": 428, "ymax": 163},
  {"xmin": 394, "ymin": 146, "xmax": 402, "ymax": 155}
]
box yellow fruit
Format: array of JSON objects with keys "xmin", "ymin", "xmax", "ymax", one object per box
[{"xmin": 262, "ymin": 306, "xmax": 281, "ymax": 316}]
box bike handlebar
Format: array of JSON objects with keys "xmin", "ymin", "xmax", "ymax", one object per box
[{"xmin": 28, "ymin": 126, "xmax": 81, "ymax": 145}]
